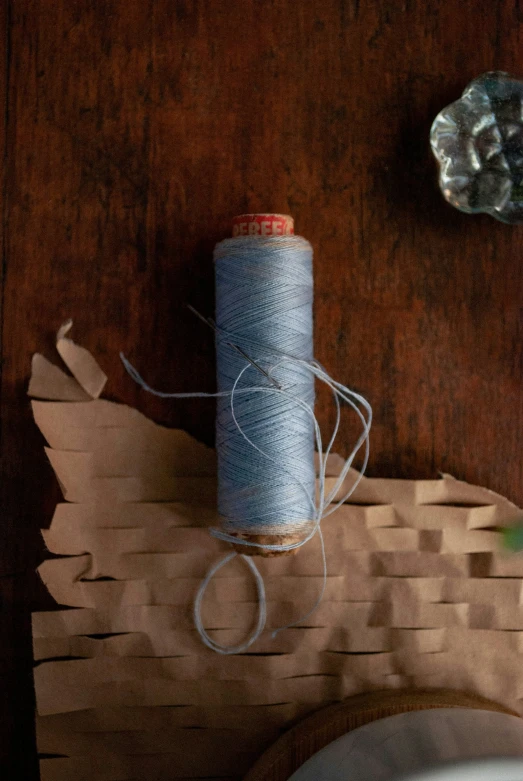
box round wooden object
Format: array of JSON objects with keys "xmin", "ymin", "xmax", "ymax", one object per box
[{"xmin": 244, "ymin": 689, "xmax": 518, "ymax": 781}]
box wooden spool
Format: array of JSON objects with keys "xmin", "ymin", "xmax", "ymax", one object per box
[{"xmin": 221, "ymin": 214, "xmax": 308, "ymax": 558}]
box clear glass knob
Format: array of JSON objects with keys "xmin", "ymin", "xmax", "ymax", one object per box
[{"xmin": 431, "ymin": 71, "xmax": 523, "ymax": 224}]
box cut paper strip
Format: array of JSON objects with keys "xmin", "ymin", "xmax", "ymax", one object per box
[
  {"xmin": 28, "ymin": 354, "xmax": 91, "ymax": 401},
  {"xmin": 35, "ymin": 669, "xmax": 379, "ymax": 715},
  {"xmin": 31, "ymin": 398, "xmax": 153, "ymax": 428},
  {"xmin": 440, "ymin": 527, "xmax": 501, "ymax": 554},
  {"xmin": 48, "ymin": 501, "xmax": 221, "ymax": 529},
  {"xmin": 390, "ymin": 504, "xmax": 516, "ymax": 531},
  {"xmin": 37, "ymin": 548, "xmax": 474, "ymax": 587},
  {"xmin": 39, "ymin": 748, "xmax": 259, "ymax": 781},
  {"xmin": 415, "ymin": 472, "xmax": 520, "ymax": 510},
  {"xmin": 37, "ymin": 724, "xmax": 267, "ymax": 759},
  {"xmin": 42, "ymin": 525, "xmax": 226, "ymax": 556},
  {"xmin": 42, "ymin": 517, "xmax": 427, "ymax": 557},
  {"xmin": 37, "ymin": 550, "xmax": 225, "ymax": 582},
  {"xmin": 32, "ymin": 600, "xmax": 378, "ymax": 639},
  {"xmin": 44, "ymin": 449, "xmax": 218, "ymax": 503},
  {"xmin": 56, "ymin": 320, "xmax": 108, "ymax": 399},
  {"xmin": 369, "ymin": 551, "xmax": 471, "ymax": 577},
  {"xmin": 37, "ymin": 574, "xmax": 446, "ymax": 610},
  {"xmin": 471, "ymin": 552, "xmax": 523, "ymax": 578},
  {"xmin": 33, "ymin": 626, "xmax": 445, "ymax": 662},
  {"xmin": 32, "ymin": 626, "xmax": 388, "ymax": 661},
  {"xmin": 36, "ymin": 702, "xmax": 302, "ymax": 733},
  {"xmin": 33, "ymin": 404, "xmax": 216, "ymax": 476},
  {"xmin": 350, "ymin": 472, "xmax": 520, "ymax": 513},
  {"xmin": 34, "ymin": 652, "xmax": 398, "ymax": 692}
]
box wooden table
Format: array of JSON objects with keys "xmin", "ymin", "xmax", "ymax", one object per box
[{"xmin": 1, "ymin": 1, "xmax": 522, "ymax": 777}]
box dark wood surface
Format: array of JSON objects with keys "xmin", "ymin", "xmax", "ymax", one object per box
[{"xmin": 1, "ymin": 1, "xmax": 523, "ymax": 777}]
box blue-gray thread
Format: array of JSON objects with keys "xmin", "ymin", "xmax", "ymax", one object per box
[{"xmin": 214, "ymin": 235, "xmax": 316, "ymax": 536}]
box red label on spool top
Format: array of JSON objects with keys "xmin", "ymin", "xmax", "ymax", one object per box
[{"xmin": 232, "ymin": 214, "xmax": 294, "ymax": 237}]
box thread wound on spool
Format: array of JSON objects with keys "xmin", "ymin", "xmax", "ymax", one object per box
[{"xmin": 214, "ymin": 215, "xmax": 313, "ymax": 557}]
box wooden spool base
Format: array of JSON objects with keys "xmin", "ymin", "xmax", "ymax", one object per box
[{"xmin": 229, "ymin": 532, "xmax": 304, "ymax": 557}]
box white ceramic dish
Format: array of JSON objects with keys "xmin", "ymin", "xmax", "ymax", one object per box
[{"xmin": 289, "ymin": 709, "xmax": 523, "ymax": 781}]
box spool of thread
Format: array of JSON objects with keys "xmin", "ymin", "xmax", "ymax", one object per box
[
  {"xmin": 120, "ymin": 213, "xmax": 372, "ymax": 653},
  {"xmin": 214, "ymin": 214, "xmax": 316, "ymax": 557}
]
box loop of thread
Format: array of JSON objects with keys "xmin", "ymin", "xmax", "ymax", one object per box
[{"xmin": 193, "ymin": 551, "xmax": 266, "ymax": 655}]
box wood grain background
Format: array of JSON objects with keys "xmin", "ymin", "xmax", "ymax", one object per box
[{"xmin": 1, "ymin": 1, "xmax": 522, "ymax": 777}]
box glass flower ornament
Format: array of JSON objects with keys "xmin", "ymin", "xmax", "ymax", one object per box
[{"xmin": 431, "ymin": 71, "xmax": 523, "ymax": 224}]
